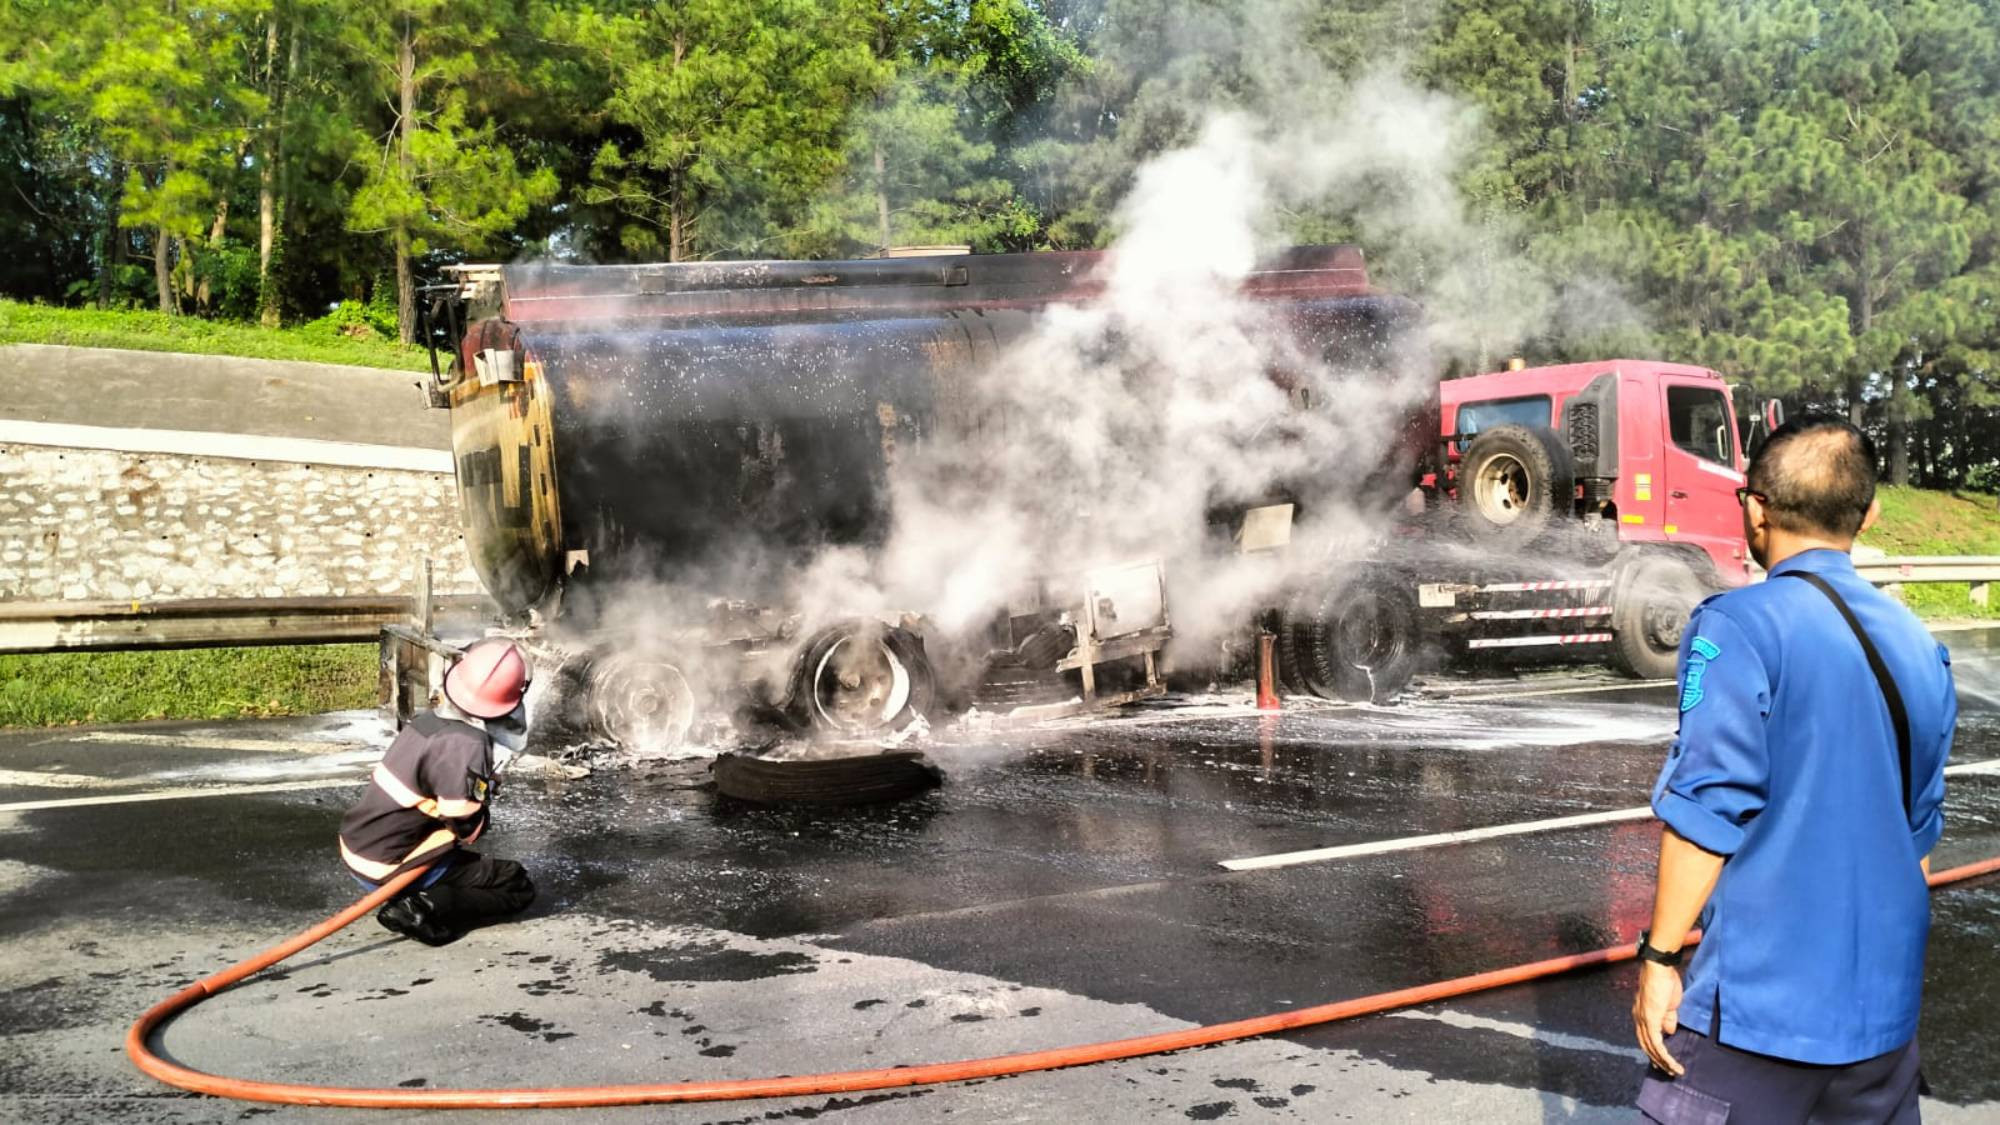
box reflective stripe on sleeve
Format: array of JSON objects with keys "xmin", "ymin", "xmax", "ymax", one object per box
[
  {"xmin": 434, "ymin": 797, "xmax": 483, "ymax": 818},
  {"xmin": 371, "ymin": 763, "xmax": 442, "ymax": 819}
]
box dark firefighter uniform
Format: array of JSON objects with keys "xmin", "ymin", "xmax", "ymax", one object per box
[{"xmin": 339, "ymin": 711, "xmax": 534, "ymax": 945}]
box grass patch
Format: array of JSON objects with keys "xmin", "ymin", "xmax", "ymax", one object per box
[
  {"xmin": 0, "ymin": 644, "xmax": 378, "ymax": 728},
  {"xmin": 0, "ymin": 300, "xmax": 431, "ymax": 372},
  {"xmin": 1860, "ymin": 485, "xmax": 2000, "ymax": 620}
]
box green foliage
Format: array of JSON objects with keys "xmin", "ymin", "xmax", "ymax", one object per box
[
  {"xmin": 551, "ymin": 0, "xmax": 882, "ymax": 261},
  {"xmin": 0, "ymin": 644, "xmax": 379, "ymax": 727},
  {"xmin": 0, "ymin": 0, "xmax": 1997, "ymax": 494},
  {"xmin": 0, "ymin": 298, "xmax": 430, "ymax": 370},
  {"xmin": 1862, "ymin": 486, "xmax": 2000, "ymax": 619}
]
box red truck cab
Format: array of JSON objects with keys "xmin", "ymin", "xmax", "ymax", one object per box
[{"xmin": 1440, "ymin": 360, "xmax": 1753, "ymax": 588}]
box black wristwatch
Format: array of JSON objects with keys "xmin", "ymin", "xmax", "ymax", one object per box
[{"xmin": 1637, "ymin": 930, "xmax": 1684, "ymax": 967}]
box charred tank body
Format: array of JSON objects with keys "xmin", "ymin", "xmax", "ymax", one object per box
[{"xmin": 423, "ymin": 247, "xmax": 1432, "ymax": 750}]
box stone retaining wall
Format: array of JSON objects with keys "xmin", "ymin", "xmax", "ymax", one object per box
[{"xmin": 0, "ymin": 444, "xmax": 478, "ymax": 602}]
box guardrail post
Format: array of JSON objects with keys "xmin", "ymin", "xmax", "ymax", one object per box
[{"xmin": 1974, "ymin": 583, "xmax": 1991, "ymax": 608}]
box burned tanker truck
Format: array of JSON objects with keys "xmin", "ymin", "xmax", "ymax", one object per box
[
  {"xmin": 394, "ymin": 244, "xmax": 1755, "ymax": 754},
  {"xmin": 395, "ymin": 246, "xmax": 1437, "ymax": 752}
]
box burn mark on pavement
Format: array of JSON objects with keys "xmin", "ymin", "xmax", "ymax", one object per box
[
  {"xmin": 597, "ymin": 941, "xmax": 816, "ymax": 983},
  {"xmin": 481, "ymin": 1011, "xmax": 576, "ymax": 1042},
  {"xmin": 1186, "ymin": 1101, "xmax": 1235, "ymax": 1120}
]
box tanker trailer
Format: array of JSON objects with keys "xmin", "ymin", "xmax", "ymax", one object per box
[{"xmin": 408, "ymin": 246, "xmax": 1431, "ymax": 753}]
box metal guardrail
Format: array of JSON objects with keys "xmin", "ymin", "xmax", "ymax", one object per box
[
  {"xmin": 1853, "ymin": 556, "xmax": 2000, "ymax": 587},
  {"xmin": 0, "ymin": 594, "xmax": 488, "ymax": 655},
  {"xmin": 0, "ymin": 555, "xmax": 1992, "ymax": 657}
]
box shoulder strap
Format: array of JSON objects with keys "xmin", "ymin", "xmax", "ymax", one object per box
[{"xmin": 1779, "ymin": 571, "xmax": 1912, "ymax": 817}]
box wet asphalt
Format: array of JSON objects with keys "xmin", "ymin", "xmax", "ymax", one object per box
[{"xmin": 3, "ymin": 652, "xmax": 2000, "ymax": 1124}]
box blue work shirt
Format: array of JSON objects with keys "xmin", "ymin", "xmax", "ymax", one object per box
[{"xmin": 1651, "ymin": 548, "xmax": 1953, "ymax": 1065}]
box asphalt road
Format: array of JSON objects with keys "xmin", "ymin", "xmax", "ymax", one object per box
[{"xmin": 4, "ymin": 655, "xmax": 2000, "ymax": 1124}]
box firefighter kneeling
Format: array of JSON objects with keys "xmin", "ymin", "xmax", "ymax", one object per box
[{"xmin": 338, "ymin": 640, "xmax": 536, "ymax": 946}]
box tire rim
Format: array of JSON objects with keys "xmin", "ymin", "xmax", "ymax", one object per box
[
  {"xmin": 1643, "ymin": 594, "xmax": 1692, "ymax": 651},
  {"xmin": 811, "ymin": 635, "xmax": 911, "ymax": 733},
  {"xmin": 1472, "ymin": 452, "xmax": 1530, "ymax": 526},
  {"xmin": 589, "ymin": 656, "xmax": 696, "ymax": 752},
  {"xmin": 1333, "ymin": 598, "xmax": 1405, "ymax": 671}
]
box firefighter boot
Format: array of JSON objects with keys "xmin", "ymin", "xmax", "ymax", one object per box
[{"xmin": 377, "ymin": 891, "xmax": 458, "ymax": 946}]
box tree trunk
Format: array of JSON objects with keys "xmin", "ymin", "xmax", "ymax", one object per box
[
  {"xmin": 394, "ymin": 15, "xmax": 417, "ymax": 345},
  {"xmin": 1887, "ymin": 366, "xmax": 1910, "ymax": 486},
  {"xmin": 98, "ymin": 162, "xmax": 123, "ymax": 309},
  {"xmin": 260, "ymin": 17, "xmax": 301, "ymax": 327},
  {"xmin": 155, "ymin": 227, "xmax": 175, "ymax": 315},
  {"xmin": 257, "ymin": 11, "xmax": 281, "ymax": 325},
  {"xmin": 668, "ymin": 173, "xmax": 685, "ymax": 263},
  {"xmin": 874, "ymin": 143, "xmax": 892, "ymax": 254}
]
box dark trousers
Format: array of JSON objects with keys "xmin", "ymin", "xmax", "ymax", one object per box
[
  {"xmin": 1638, "ymin": 1027, "xmax": 1922, "ymax": 1124},
  {"xmin": 394, "ymin": 850, "xmax": 535, "ymax": 934}
]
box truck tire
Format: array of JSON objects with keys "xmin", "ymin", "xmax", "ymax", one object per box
[
  {"xmin": 1289, "ymin": 571, "xmax": 1422, "ymax": 703},
  {"xmin": 711, "ymin": 749, "xmax": 943, "ymax": 805},
  {"xmin": 1458, "ymin": 424, "xmax": 1574, "ymax": 551},
  {"xmin": 1610, "ymin": 554, "xmax": 1708, "ymax": 680},
  {"xmin": 786, "ymin": 622, "xmax": 937, "ymax": 735}
]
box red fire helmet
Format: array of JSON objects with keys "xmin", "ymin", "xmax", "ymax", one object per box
[{"xmin": 443, "ymin": 639, "xmax": 530, "ymax": 720}]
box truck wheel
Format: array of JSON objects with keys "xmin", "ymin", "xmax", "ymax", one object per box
[
  {"xmin": 711, "ymin": 749, "xmax": 943, "ymax": 805},
  {"xmin": 1458, "ymin": 424, "xmax": 1574, "ymax": 551},
  {"xmin": 588, "ymin": 653, "xmax": 697, "ymax": 752},
  {"xmin": 788, "ymin": 622, "xmax": 937, "ymax": 735},
  {"xmin": 1292, "ymin": 572, "xmax": 1421, "ymax": 703},
  {"xmin": 1279, "ymin": 593, "xmax": 1326, "ymax": 696},
  {"xmin": 1610, "ymin": 555, "xmax": 1708, "ymax": 680}
]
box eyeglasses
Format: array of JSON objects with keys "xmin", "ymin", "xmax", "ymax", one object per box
[{"xmin": 1735, "ymin": 487, "xmax": 1768, "ymax": 507}]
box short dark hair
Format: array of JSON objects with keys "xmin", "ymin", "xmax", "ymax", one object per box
[{"xmin": 1745, "ymin": 416, "xmax": 1878, "ymax": 537}]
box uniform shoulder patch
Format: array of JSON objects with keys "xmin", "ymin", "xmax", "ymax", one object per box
[
  {"xmin": 1680, "ymin": 635, "xmax": 1721, "ymax": 711},
  {"xmin": 467, "ymin": 771, "xmax": 490, "ymax": 804}
]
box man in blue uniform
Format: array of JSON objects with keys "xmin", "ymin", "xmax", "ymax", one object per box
[{"xmin": 1632, "ymin": 418, "xmax": 1954, "ymax": 1122}]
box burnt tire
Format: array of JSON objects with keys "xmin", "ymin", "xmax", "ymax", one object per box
[
  {"xmin": 1459, "ymin": 424, "xmax": 1574, "ymax": 551},
  {"xmin": 787, "ymin": 622, "xmax": 937, "ymax": 735},
  {"xmin": 1610, "ymin": 554, "xmax": 1709, "ymax": 680},
  {"xmin": 1288, "ymin": 571, "xmax": 1422, "ymax": 703},
  {"xmin": 711, "ymin": 749, "xmax": 943, "ymax": 806}
]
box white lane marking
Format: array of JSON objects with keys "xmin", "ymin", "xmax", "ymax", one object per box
[
  {"xmin": 0, "ymin": 768, "xmax": 113, "ymax": 789},
  {"xmin": 0, "ymin": 777, "xmax": 364, "ymax": 813},
  {"xmin": 1387, "ymin": 1008, "xmax": 1643, "ymax": 1060},
  {"xmin": 1220, "ymin": 807, "xmax": 1657, "ymax": 871},
  {"xmin": 1220, "ymin": 757, "xmax": 2000, "ymax": 871},
  {"xmin": 0, "ymin": 418, "xmax": 452, "ymax": 472},
  {"xmin": 1429, "ymin": 680, "xmax": 1672, "ymax": 703},
  {"xmin": 76, "ymin": 732, "xmax": 365, "ymax": 755}
]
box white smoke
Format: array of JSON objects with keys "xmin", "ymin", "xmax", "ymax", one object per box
[{"xmin": 528, "ymin": 12, "xmax": 1647, "ymax": 744}]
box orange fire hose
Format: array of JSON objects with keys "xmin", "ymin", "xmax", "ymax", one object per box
[{"xmin": 128, "ymin": 854, "xmax": 2000, "ymax": 1110}]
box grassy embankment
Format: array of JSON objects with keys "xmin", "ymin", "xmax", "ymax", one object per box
[
  {"xmin": 1859, "ymin": 486, "xmax": 2000, "ymax": 621},
  {"xmin": 0, "ymin": 298, "xmax": 430, "ymax": 372},
  {"xmin": 0, "ymin": 304, "xmax": 410, "ymax": 726},
  {"xmin": 0, "ymin": 646, "xmax": 378, "ymax": 727}
]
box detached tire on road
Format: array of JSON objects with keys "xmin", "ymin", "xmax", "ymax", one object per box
[
  {"xmin": 1459, "ymin": 424, "xmax": 1574, "ymax": 551},
  {"xmin": 1285, "ymin": 570, "xmax": 1422, "ymax": 703},
  {"xmin": 711, "ymin": 750, "xmax": 943, "ymax": 805},
  {"xmin": 1610, "ymin": 554, "xmax": 1709, "ymax": 680}
]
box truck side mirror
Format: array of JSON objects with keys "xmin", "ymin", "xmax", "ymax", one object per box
[{"xmin": 1764, "ymin": 399, "xmax": 1784, "ymax": 432}]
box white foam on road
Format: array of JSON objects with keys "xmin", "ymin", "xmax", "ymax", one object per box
[
  {"xmin": 0, "ymin": 777, "xmax": 364, "ymax": 813},
  {"xmin": 78, "ymin": 731, "xmax": 368, "ymax": 754},
  {"xmin": 0, "ymin": 767, "xmax": 116, "ymax": 789}
]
